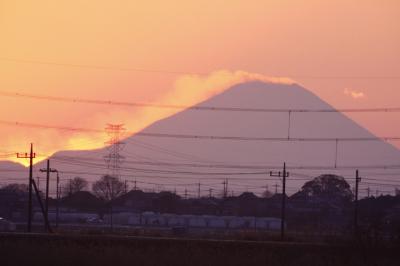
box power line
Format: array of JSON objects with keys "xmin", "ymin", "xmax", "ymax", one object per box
[
  {"xmin": 4, "ymin": 170, "xmax": 399, "ymax": 187},
  {"xmin": 0, "ymin": 120, "xmax": 102, "ymax": 133},
  {"xmin": 51, "ymin": 156, "xmax": 400, "ymax": 172},
  {"xmin": 50, "ymin": 156, "xmax": 400, "ymax": 177},
  {"xmin": 2, "ymin": 90, "xmax": 400, "ymax": 113},
  {"xmin": 52, "ymin": 157, "xmax": 271, "ymax": 176},
  {"xmin": 2, "ymin": 170, "xmax": 398, "ymax": 199},
  {"xmin": 124, "ymin": 138, "xmax": 216, "ymax": 164},
  {"xmin": 1, "ymin": 120, "xmax": 400, "ymax": 142},
  {"xmin": 0, "ymin": 57, "xmax": 202, "ymax": 75},
  {"xmin": 134, "ymin": 133, "xmax": 400, "ymax": 142},
  {"xmin": 2, "ymin": 175, "xmax": 397, "ymax": 190},
  {"xmin": 2, "ymin": 57, "xmax": 400, "ymax": 79}
]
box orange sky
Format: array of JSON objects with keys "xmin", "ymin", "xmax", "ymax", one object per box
[{"xmin": 0, "ymin": 0, "xmax": 399, "ymax": 165}]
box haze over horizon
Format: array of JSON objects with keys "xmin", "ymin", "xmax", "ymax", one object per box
[{"xmin": 0, "ymin": 0, "xmax": 399, "ymax": 163}]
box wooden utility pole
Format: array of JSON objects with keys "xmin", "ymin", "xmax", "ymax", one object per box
[
  {"xmin": 334, "ymin": 139, "xmax": 339, "ymax": 168},
  {"xmin": 17, "ymin": 147, "xmax": 52, "ymax": 234},
  {"xmin": 55, "ymin": 170, "xmax": 60, "ymax": 227},
  {"xmin": 274, "ymin": 183, "xmax": 279, "ymax": 194},
  {"xmin": 354, "ymin": 169, "xmax": 362, "ymax": 237},
  {"xmin": 198, "ymin": 182, "xmax": 201, "ymax": 198},
  {"xmin": 17, "ymin": 143, "xmax": 35, "ymax": 233},
  {"xmin": 45, "ymin": 160, "xmax": 50, "ymax": 226},
  {"xmin": 40, "ymin": 160, "xmax": 59, "ymax": 231},
  {"xmin": 31, "ymin": 179, "xmax": 53, "ymax": 233},
  {"xmin": 287, "ymin": 111, "xmax": 292, "ymax": 139},
  {"xmin": 270, "ymin": 162, "xmax": 289, "ymax": 241},
  {"xmin": 69, "ymin": 178, "xmax": 72, "ymax": 196},
  {"xmin": 264, "ymin": 185, "xmax": 269, "ymax": 197},
  {"xmin": 222, "ymin": 178, "xmax": 228, "ymax": 198}
]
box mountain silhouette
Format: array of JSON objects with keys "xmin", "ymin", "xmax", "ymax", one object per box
[{"xmin": 1, "ymin": 81, "xmax": 399, "ymax": 195}]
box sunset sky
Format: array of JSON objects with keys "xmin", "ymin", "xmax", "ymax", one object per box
[{"xmin": 0, "ymin": 0, "xmax": 399, "ymax": 165}]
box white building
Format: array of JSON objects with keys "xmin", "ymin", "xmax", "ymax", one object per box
[{"xmin": 43, "ymin": 211, "xmax": 284, "ymax": 231}]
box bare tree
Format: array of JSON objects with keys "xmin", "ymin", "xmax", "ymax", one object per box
[
  {"xmin": 92, "ymin": 175, "xmax": 125, "ymax": 201},
  {"xmin": 64, "ymin": 177, "xmax": 88, "ymax": 196}
]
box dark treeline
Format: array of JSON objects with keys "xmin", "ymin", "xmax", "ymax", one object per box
[{"xmin": 1, "ymin": 174, "xmax": 399, "ymax": 239}]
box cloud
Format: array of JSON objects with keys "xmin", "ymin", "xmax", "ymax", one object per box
[
  {"xmin": 110, "ymin": 70, "xmax": 294, "ymax": 146},
  {"xmin": 344, "ymin": 88, "xmax": 365, "ymax": 99},
  {"xmin": 163, "ymin": 70, "xmax": 294, "ymax": 107},
  {"xmin": 2, "ymin": 70, "xmax": 294, "ymax": 166}
]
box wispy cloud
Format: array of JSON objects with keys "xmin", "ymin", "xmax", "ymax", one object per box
[
  {"xmin": 344, "ymin": 88, "xmax": 365, "ymax": 99},
  {"xmin": 1, "ymin": 70, "xmax": 294, "ymax": 166}
]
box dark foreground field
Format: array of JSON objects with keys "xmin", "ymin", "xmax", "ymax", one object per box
[{"xmin": 0, "ymin": 233, "xmax": 399, "ymax": 266}]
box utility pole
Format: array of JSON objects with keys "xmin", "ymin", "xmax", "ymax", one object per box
[
  {"xmin": 226, "ymin": 179, "xmax": 228, "ymax": 198},
  {"xmin": 198, "ymin": 182, "xmax": 201, "ymax": 198},
  {"xmin": 354, "ymin": 169, "xmax": 362, "ymax": 237},
  {"xmin": 270, "ymin": 162, "xmax": 289, "ymax": 241},
  {"xmin": 110, "ymin": 182, "xmax": 114, "ymax": 231},
  {"xmin": 17, "ymin": 143, "xmax": 35, "ymax": 233},
  {"xmin": 45, "ymin": 160, "xmax": 50, "ymax": 216},
  {"xmin": 110, "ymin": 204, "xmax": 113, "ymax": 231},
  {"xmin": 222, "ymin": 178, "xmax": 228, "ymax": 198},
  {"xmin": 263, "ymin": 185, "xmax": 269, "ymax": 198},
  {"xmin": 55, "ymin": 170, "xmax": 60, "ymax": 227},
  {"xmin": 274, "ymin": 183, "xmax": 279, "ymax": 194},
  {"xmin": 334, "ymin": 139, "xmax": 339, "ymax": 168},
  {"xmin": 134, "ymin": 179, "xmax": 137, "ymax": 190},
  {"xmin": 222, "ymin": 180, "xmax": 225, "ymax": 198},
  {"xmin": 40, "ymin": 161, "xmax": 59, "ymax": 230},
  {"xmin": 31, "ymin": 179, "xmax": 52, "ymax": 233},
  {"xmin": 287, "ymin": 110, "xmax": 292, "ymax": 139},
  {"xmin": 39, "ymin": 160, "xmax": 50, "ymax": 231}
]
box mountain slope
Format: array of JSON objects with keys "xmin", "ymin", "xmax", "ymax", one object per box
[{"xmin": 1, "ymin": 81, "xmax": 399, "ymax": 195}]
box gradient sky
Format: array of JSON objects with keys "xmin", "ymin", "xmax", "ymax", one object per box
[{"xmin": 0, "ymin": 0, "xmax": 399, "ymax": 165}]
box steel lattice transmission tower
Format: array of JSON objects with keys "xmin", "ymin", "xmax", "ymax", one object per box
[{"xmin": 104, "ymin": 124, "xmax": 126, "ymax": 178}]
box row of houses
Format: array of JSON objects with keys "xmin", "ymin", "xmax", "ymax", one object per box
[{"xmin": 34, "ymin": 211, "xmax": 283, "ymax": 230}]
